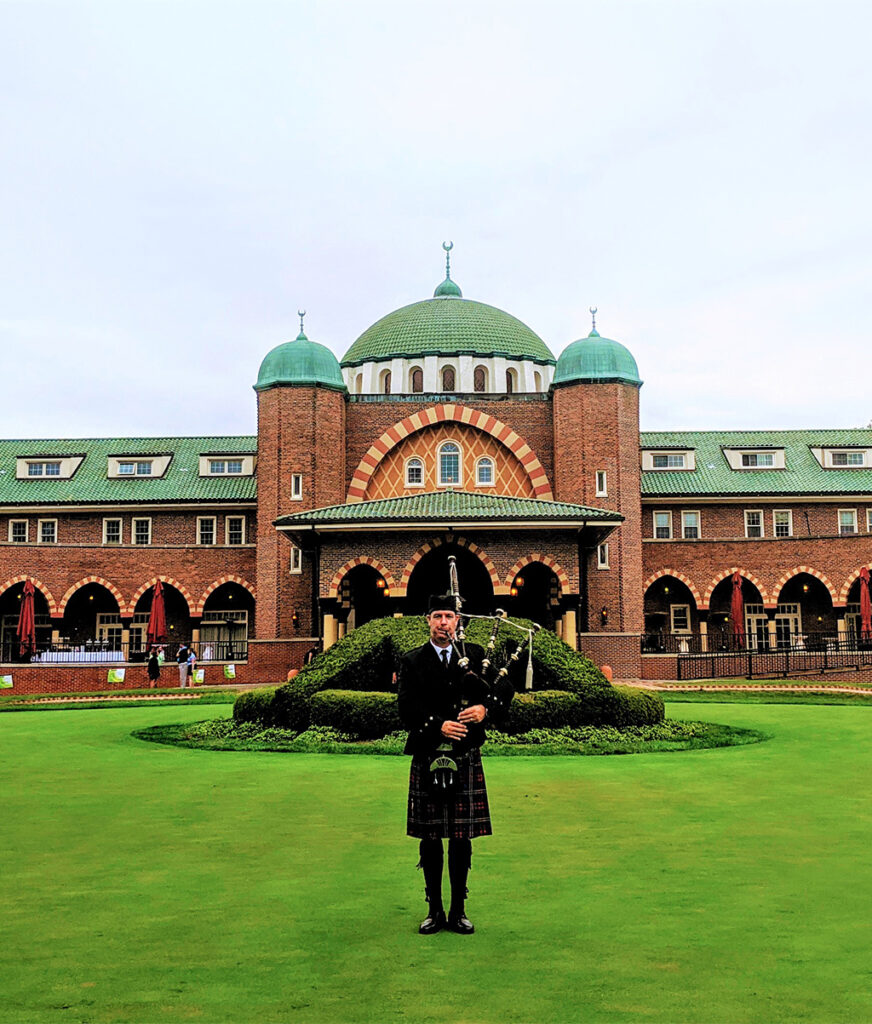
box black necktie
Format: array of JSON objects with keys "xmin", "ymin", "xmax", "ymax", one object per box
[{"xmin": 441, "ymin": 649, "xmax": 450, "ymax": 670}]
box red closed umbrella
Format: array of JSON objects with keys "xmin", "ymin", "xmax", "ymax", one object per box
[
  {"xmin": 860, "ymin": 567, "xmax": 872, "ymax": 641},
  {"xmin": 730, "ymin": 572, "xmax": 746, "ymax": 648},
  {"xmin": 17, "ymin": 579, "xmax": 37, "ymax": 659},
  {"xmin": 146, "ymin": 580, "xmax": 168, "ymax": 649}
]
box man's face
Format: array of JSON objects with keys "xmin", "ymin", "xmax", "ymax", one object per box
[{"xmin": 428, "ymin": 609, "xmax": 459, "ymax": 647}]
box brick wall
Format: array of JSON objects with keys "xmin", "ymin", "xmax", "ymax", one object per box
[{"xmin": 578, "ymin": 633, "xmax": 642, "ymax": 679}]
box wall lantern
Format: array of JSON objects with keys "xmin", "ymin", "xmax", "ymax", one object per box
[
  {"xmin": 376, "ymin": 578, "xmax": 386, "ymax": 590},
  {"xmin": 516, "ymin": 576, "xmax": 524, "ymax": 588},
  {"xmin": 802, "ymin": 584, "xmax": 809, "ymax": 593},
  {"xmin": 383, "ymin": 588, "xmax": 390, "ymax": 597},
  {"xmin": 89, "ymin": 594, "xmax": 94, "ymax": 601},
  {"xmin": 510, "ymin": 586, "xmax": 518, "ymax": 597},
  {"xmin": 600, "ymin": 606, "xmax": 609, "ymax": 627},
  {"xmin": 292, "ymin": 608, "xmax": 300, "ymax": 628},
  {"xmin": 663, "ymin": 585, "xmax": 670, "ymax": 594}
]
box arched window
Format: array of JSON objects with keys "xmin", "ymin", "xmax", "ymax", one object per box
[
  {"xmin": 410, "ymin": 367, "xmax": 423, "ymax": 393},
  {"xmin": 476, "ymin": 457, "xmax": 494, "ymax": 486},
  {"xmin": 380, "ymin": 369, "xmax": 391, "ymax": 395},
  {"xmin": 405, "ymin": 457, "xmax": 424, "ymax": 487},
  {"xmin": 505, "ymin": 368, "xmax": 517, "ymax": 394},
  {"xmin": 473, "ymin": 365, "xmax": 487, "ymax": 392},
  {"xmin": 438, "ymin": 442, "xmax": 461, "ymax": 486},
  {"xmin": 442, "ymin": 366, "xmax": 456, "ymax": 392},
  {"xmin": 355, "ymin": 374, "xmax": 364, "ymax": 394},
  {"xmin": 533, "ymin": 371, "xmax": 542, "ymax": 391}
]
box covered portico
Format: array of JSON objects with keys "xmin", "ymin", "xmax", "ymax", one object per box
[{"xmin": 274, "ymin": 490, "xmax": 621, "ymax": 649}]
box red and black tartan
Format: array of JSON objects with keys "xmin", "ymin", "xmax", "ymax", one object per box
[{"xmin": 407, "ymin": 747, "xmax": 492, "ymax": 840}]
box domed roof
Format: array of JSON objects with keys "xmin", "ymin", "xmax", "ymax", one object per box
[
  {"xmin": 254, "ymin": 330, "xmax": 346, "ymax": 392},
  {"xmin": 341, "ymin": 294, "xmax": 555, "ymax": 368},
  {"xmin": 553, "ymin": 329, "xmax": 642, "ymax": 387}
]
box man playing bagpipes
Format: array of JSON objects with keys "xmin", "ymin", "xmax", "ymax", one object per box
[{"xmin": 397, "ymin": 592, "xmax": 516, "ymax": 935}]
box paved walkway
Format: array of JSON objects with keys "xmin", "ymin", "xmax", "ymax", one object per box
[{"xmin": 624, "ymin": 679, "xmax": 872, "ymax": 696}]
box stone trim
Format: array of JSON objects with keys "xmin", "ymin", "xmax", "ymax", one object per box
[
  {"xmin": 643, "ymin": 568, "xmax": 703, "ymax": 608},
  {"xmin": 0, "ymin": 575, "xmax": 59, "ymax": 616},
  {"xmin": 125, "ymin": 576, "xmax": 195, "ymax": 618},
  {"xmin": 397, "ymin": 534, "xmax": 503, "ymax": 597},
  {"xmin": 194, "ymin": 575, "xmax": 257, "ymax": 617},
  {"xmin": 327, "ymin": 557, "xmax": 397, "ymax": 599},
  {"xmin": 505, "ymin": 553, "xmax": 571, "ymax": 596},
  {"xmin": 59, "ymin": 576, "xmax": 125, "ymax": 616}
]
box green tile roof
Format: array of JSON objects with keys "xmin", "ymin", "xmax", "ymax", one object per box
[
  {"xmin": 0, "ymin": 436, "xmax": 257, "ymax": 505},
  {"xmin": 341, "ymin": 296, "xmax": 556, "ymax": 367},
  {"xmin": 275, "ymin": 490, "xmax": 622, "ymax": 527},
  {"xmin": 641, "ymin": 429, "xmax": 872, "ymax": 496}
]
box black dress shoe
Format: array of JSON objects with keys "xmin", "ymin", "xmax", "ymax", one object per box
[
  {"xmin": 447, "ymin": 914, "xmax": 475, "ymax": 935},
  {"xmin": 419, "ymin": 909, "xmax": 446, "ymax": 935}
]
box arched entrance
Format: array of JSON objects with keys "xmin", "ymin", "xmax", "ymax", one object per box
[
  {"xmin": 506, "ymin": 562, "xmax": 559, "ymax": 628},
  {"xmin": 0, "ymin": 583, "xmax": 51, "ymax": 661},
  {"xmin": 62, "ymin": 582, "xmax": 123, "ymax": 652},
  {"xmin": 776, "ymin": 573, "xmax": 835, "ymax": 647},
  {"xmin": 339, "ymin": 564, "xmax": 392, "ymax": 630},
  {"xmin": 643, "ymin": 575, "xmax": 699, "ymax": 652},
  {"xmin": 131, "ymin": 583, "xmax": 192, "ymax": 658},
  {"xmin": 707, "ymin": 575, "xmax": 766, "ymax": 650},
  {"xmin": 405, "ymin": 543, "xmax": 495, "ymax": 616},
  {"xmin": 201, "ymin": 581, "xmax": 255, "ymax": 661}
]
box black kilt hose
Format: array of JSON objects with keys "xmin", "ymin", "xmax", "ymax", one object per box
[{"xmin": 397, "ymin": 640, "xmax": 515, "ymax": 841}]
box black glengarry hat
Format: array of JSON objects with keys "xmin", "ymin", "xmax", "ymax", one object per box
[{"xmin": 428, "ymin": 593, "xmax": 459, "ymax": 613}]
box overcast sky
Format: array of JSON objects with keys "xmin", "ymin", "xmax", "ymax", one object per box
[{"xmin": 2, "ymin": 1, "xmax": 870, "ymax": 440}]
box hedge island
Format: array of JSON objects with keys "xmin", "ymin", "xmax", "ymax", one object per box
[{"xmin": 234, "ymin": 616, "xmax": 664, "ymax": 736}]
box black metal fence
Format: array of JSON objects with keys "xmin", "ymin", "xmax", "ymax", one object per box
[
  {"xmin": 1, "ymin": 638, "xmax": 248, "ymax": 666},
  {"xmin": 675, "ymin": 637, "xmax": 872, "ymax": 681}
]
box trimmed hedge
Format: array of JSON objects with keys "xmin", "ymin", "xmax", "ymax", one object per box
[
  {"xmin": 233, "ymin": 686, "xmax": 278, "ymax": 725},
  {"xmin": 309, "ymin": 690, "xmax": 402, "ymax": 739},
  {"xmin": 240, "ymin": 615, "xmax": 664, "ymax": 734}
]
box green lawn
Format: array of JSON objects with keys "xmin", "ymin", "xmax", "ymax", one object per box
[{"xmin": 4, "ymin": 701, "xmax": 872, "ymax": 1023}]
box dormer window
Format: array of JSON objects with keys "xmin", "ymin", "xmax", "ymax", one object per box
[
  {"xmin": 723, "ymin": 448, "xmax": 785, "ymax": 470},
  {"xmin": 653, "ymin": 454, "xmax": 684, "ymax": 469},
  {"xmin": 209, "ymin": 459, "xmax": 243, "ymax": 474},
  {"xmin": 832, "ymin": 451, "xmax": 865, "ymax": 467},
  {"xmin": 119, "ymin": 460, "xmax": 153, "ymax": 476},
  {"xmin": 741, "ymin": 452, "xmax": 774, "ymax": 468},
  {"xmin": 16, "ymin": 455, "xmax": 84, "ymax": 480},
  {"xmin": 27, "ymin": 461, "xmax": 61, "ymax": 477},
  {"xmin": 642, "ymin": 450, "xmax": 695, "ymax": 471},
  {"xmin": 107, "ymin": 455, "xmax": 172, "ymax": 479},
  {"xmin": 198, "ymin": 454, "xmax": 255, "ymax": 477}
]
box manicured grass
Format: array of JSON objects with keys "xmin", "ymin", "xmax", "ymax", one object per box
[
  {"xmin": 0, "ymin": 688, "xmax": 239, "ymax": 712},
  {"xmin": 4, "ymin": 701, "xmax": 872, "ymax": 1022}
]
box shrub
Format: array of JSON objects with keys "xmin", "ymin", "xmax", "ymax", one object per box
[
  {"xmin": 232, "ymin": 687, "xmax": 279, "ymax": 725},
  {"xmin": 242, "ymin": 615, "xmax": 663, "ymax": 733},
  {"xmin": 309, "ymin": 690, "xmax": 402, "ymax": 739}
]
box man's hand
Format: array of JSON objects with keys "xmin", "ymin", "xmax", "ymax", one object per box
[
  {"xmin": 441, "ymin": 720, "xmax": 468, "ymax": 740},
  {"xmin": 458, "ymin": 704, "xmax": 486, "ymax": 724}
]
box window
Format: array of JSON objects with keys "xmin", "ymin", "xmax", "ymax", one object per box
[
  {"xmin": 832, "ymin": 451, "xmax": 865, "ymax": 466},
  {"xmin": 597, "ymin": 543, "xmax": 609, "ymax": 569},
  {"xmin": 505, "ymin": 368, "xmax": 517, "ymax": 394},
  {"xmin": 197, "ymin": 517, "xmax": 216, "ymax": 545},
  {"xmin": 27, "ymin": 461, "xmax": 61, "ymax": 477},
  {"xmin": 438, "ymin": 442, "xmax": 461, "ymax": 486},
  {"xmin": 533, "ymin": 371, "xmax": 542, "ymax": 391},
  {"xmin": 868, "ymin": 509, "xmax": 872, "ymax": 534},
  {"xmin": 289, "ymin": 545, "xmax": 302, "ymax": 574},
  {"xmin": 441, "ymin": 366, "xmax": 456, "ymax": 391},
  {"xmin": 681, "ymin": 511, "xmax": 700, "ymax": 539},
  {"xmin": 8, "ymin": 520, "xmax": 28, "ymax": 543},
  {"xmin": 103, "ymin": 518, "xmax": 122, "ymax": 545},
  {"xmin": 38, "ymin": 520, "xmax": 57, "ymax": 544},
  {"xmin": 653, "ymin": 511, "xmax": 672, "ymax": 539},
  {"xmin": 744, "ymin": 510, "xmax": 764, "ymax": 538},
  {"xmin": 380, "ymin": 369, "xmax": 391, "ymax": 395},
  {"xmin": 473, "ymin": 366, "xmax": 487, "ymax": 392},
  {"xmin": 118, "ymin": 460, "xmax": 153, "ymax": 476},
  {"xmin": 595, "ymin": 471, "xmax": 607, "ymax": 497},
  {"xmin": 476, "ymin": 457, "xmax": 494, "ymax": 486},
  {"xmin": 741, "ymin": 453, "xmax": 774, "ymax": 468},
  {"xmin": 410, "ymin": 367, "xmax": 423, "ymax": 393},
  {"xmin": 226, "ymin": 516, "xmax": 245, "ymax": 545},
  {"xmin": 405, "ymin": 458, "xmax": 424, "ymax": 487},
  {"xmin": 209, "ymin": 459, "xmax": 244, "ymax": 475},
  {"xmin": 291, "ymin": 474, "xmax": 303, "ymax": 500},
  {"xmin": 839, "ymin": 509, "xmax": 858, "ymax": 535},
  {"xmin": 652, "ymin": 454, "xmax": 686, "ymax": 469},
  {"xmin": 670, "ymin": 605, "xmax": 691, "ymax": 633},
  {"xmin": 773, "ymin": 510, "xmax": 793, "ymax": 538},
  {"xmin": 354, "ymin": 374, "xmax": 363, "ymax": 394},
  {"xmin": 132, "ymin": 518, "xmax": 152, "ymax": 545}
]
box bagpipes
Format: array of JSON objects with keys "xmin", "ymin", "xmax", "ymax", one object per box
[{"xmin": 427, "ymin": 554, "xmax": 540, "ymax": 797}]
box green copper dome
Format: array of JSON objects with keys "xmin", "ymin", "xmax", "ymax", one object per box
[
  {"xmin": 553, "ymin": 330, "xmax": 642, "ymax": 387},
  {"xmin": 254, "ymin": 331, "xmax": 347, "ymax": 392},
  {"xmin": 341, "ymin": 296, "xmax": 555, "ymax": 368}
]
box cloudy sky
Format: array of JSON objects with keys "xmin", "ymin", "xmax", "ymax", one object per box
[{"xmin": 2, "ymin": 1, "xmax": 870, "ymax": 440}]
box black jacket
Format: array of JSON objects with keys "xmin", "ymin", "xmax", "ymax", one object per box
[{"xmin": 397, "ymin": 641, "xmax": 514, "ymax": 756}]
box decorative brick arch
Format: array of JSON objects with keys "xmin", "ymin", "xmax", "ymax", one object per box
[
  {"xmin": 327, "ymin": 558, "xmax": 397, "ymax": 600},
  {"xmin": 838, "ymin": 564, "xmax": 872, "ymax": 605},
  {"xmin": 772, "ymin": 566, "xmax": 837, "ymax": 607},
  {"xmin": 643, "ymin": 569, "xmax": 703, "ymax": 609},
  {"xmin": 346, "ymin": 404, "xmax": 553, "ymax": 502},
  {"xmin": 59, "ymin": 576, "xmax": 125, "ymax": 616},
  {"xmin": 397, "ymin": 535, "xmax": 504, "ymax": 597},
  {"xmin": 194, "ymin": 575, "xmax": 257, "ymax": 617},
  {"xmin": 125, "ymin": 577, "xmax": 195, "ymax": 618},
  {"xmin": 0, "ymin": 575, "xmax": 59, "ymax": 617},
  {"xmin": 505, "ymin": 554, "xmax": 571, "ymax": 597},
  {"xmin": 702, "ymin": 568, "xmax": 769, "ymax": 610}
]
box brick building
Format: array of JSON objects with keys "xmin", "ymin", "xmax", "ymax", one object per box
[{"xmin": 2, "ymin": 252, "xmax": 871, "ymax": 691}]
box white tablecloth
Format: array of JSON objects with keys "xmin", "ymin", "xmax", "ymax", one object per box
[{"xmin": 34, "ymin": 650, "xmax": 125, "ymax": 664}]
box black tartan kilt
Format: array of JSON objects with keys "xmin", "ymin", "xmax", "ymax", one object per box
[{"xmin": 407, "ymin": 747, "xmax": 492, "ymax": 840}]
